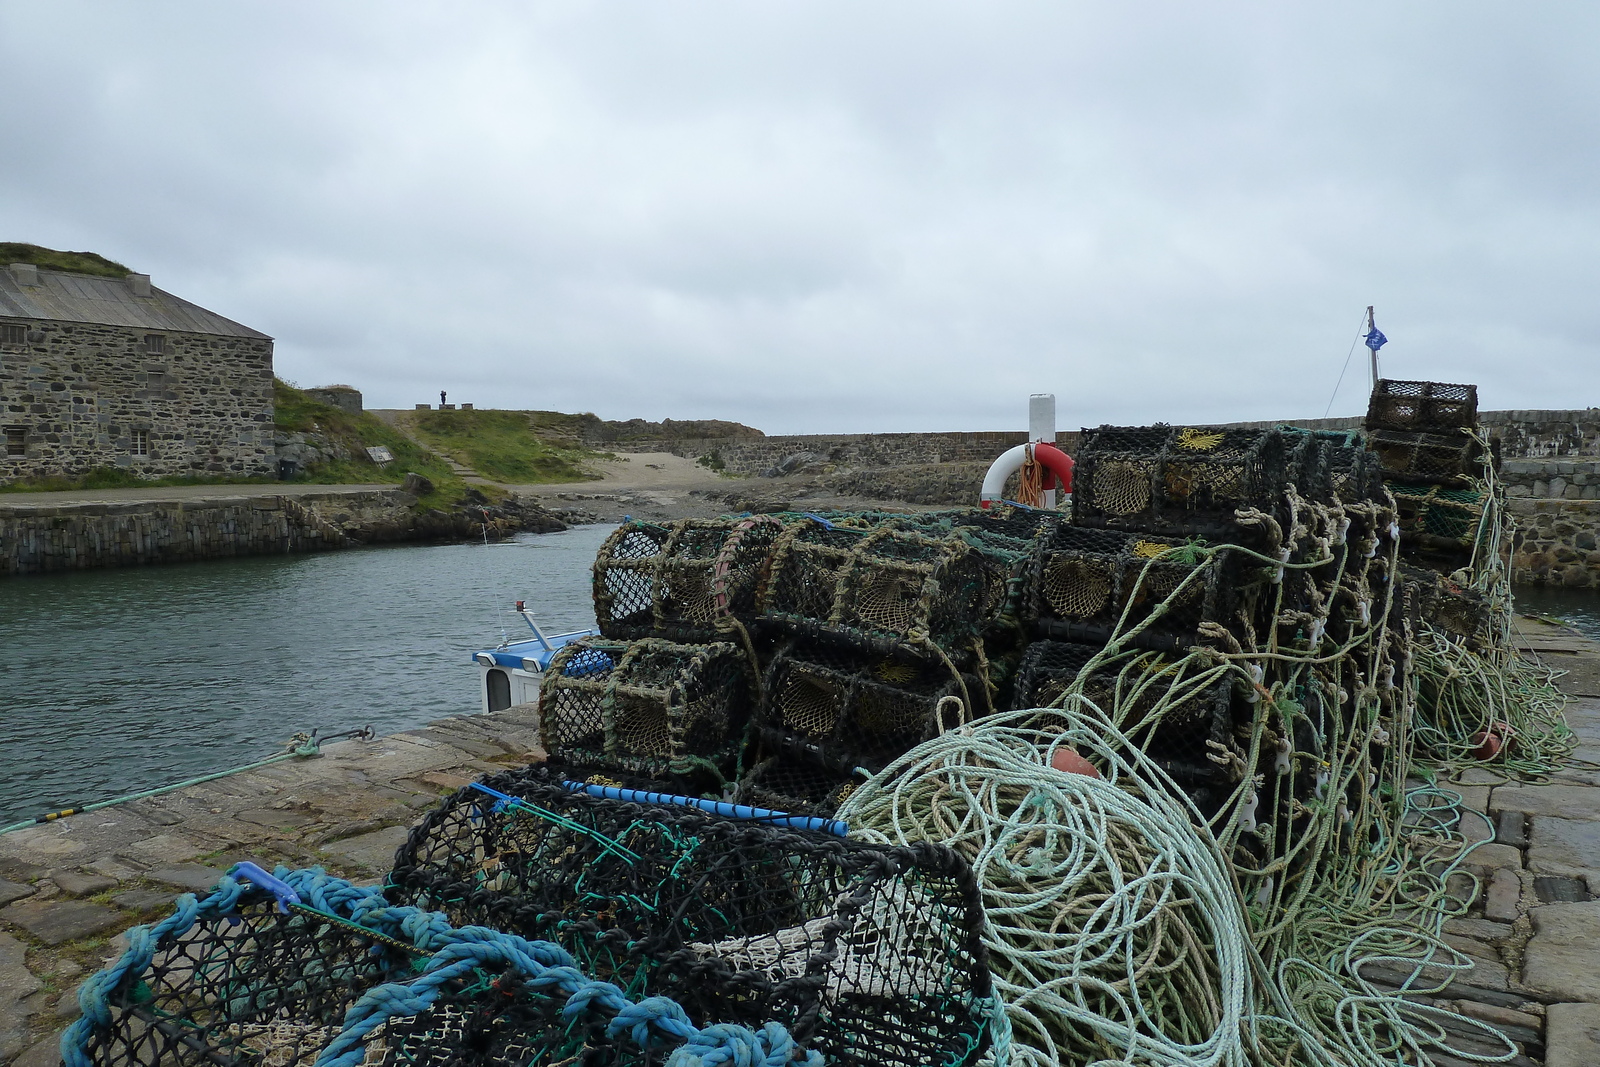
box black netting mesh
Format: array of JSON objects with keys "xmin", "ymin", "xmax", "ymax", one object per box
[
  {"xmin": 756, "ymin": 642, "xmax": 970, "ymax": 771},
  {"xmin": 1388, "ymin": 481, "xmax": 1487, "ymax": 551},
  {"xmin": 1031, "ymin": 526, "xmax": 1258, "ymax": 652},
  {"xmin": 593, "ymin": 517, "xmax": 789, "ymax": 640},
  {"xmin": 736, "ymin": 731, "xmax": 865, "ymax": 817},
  {"xmin": 386, "ymin": 768, "xmax": 997, "ymax": 1067},
  {"xmin": 539, "ymin": 637, "xmax": 755, "ymax": 787},
  {"xmin": 1365, "ymin": 379, "xmax": 1478, "ymax": 433},
  {"xmin": 1367, "ymin": 429, "xmax": 1485, "ymax": 486},
  {"xmin": 1072, "ymin": 424, "xmax": 1292, "ymax": 538},
  {"xmin": 759, "ymin": 521, "xmax": 1005, "ymax": 660},
  {"xmin": 71, "ymin": 886, "xmax": 415, "ymax": 1067}
]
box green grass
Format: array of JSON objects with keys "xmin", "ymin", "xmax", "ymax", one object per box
[
  {"xmin": 409, "ymin": 409, "xmax": 601, "ymax": 484},
  {"xmin": 274, "ymin": 380, "xmax": 466, "ymax": 508},
  {"xmin": 0, "ymin": 242, "xmax": 131, "ymax": 278}
]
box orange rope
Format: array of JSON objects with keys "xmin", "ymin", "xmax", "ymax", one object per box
[{"xmin": 1017, "ymin": 443, "xmax": 1046, "ymax": 507}]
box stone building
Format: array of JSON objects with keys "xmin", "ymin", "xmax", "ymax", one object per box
[{"xmin": 0, "ymin": 261, "xmax": 275, "ymax": 483}]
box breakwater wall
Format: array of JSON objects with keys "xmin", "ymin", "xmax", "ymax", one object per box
[
  {"xmin": 0, "ymin": 490, "xmax": 421, "ymax": 576},
  {"xmin": 613, "ymin": 430, "xmax": 1049, "ymax": 476},
  {"xmin": 614, "ymin": 409, "xmax": 1600, "ymax": 478}
]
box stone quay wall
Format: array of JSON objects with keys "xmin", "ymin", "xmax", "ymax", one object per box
[
  {"xmin": 0, "ymin": 491, "xmax": 416, "ymax": 576},
  {"xmin": 612, "ymin": 430, "xmax": 1056, "ymax": 476},
  {"xmin": 1509, "ymin": 499, "xmax": 1600, "ymax": 588},
  {"xmin": 0, "ymin": 319, "xmax": 275, "ymax": 483}
]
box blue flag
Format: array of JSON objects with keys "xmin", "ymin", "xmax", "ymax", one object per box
[{"xmin": 1365, "ymin": 326, "xmax": 1387, "ymax": 352}]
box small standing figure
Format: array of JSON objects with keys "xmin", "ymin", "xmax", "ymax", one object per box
[{"xmin": 440, "ymin": 390, "xmax": 447, "ymax": 408}]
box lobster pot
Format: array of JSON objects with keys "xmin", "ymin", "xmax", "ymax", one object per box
[
  {"xmin": 387, "ymin": 769, "xmax": 997, "ymax": 1067},
  {"xmin": 592, "ymin": 517, "xmax": 786, "ymax": 640},
  {"xmin": 1071, "ymin": 424, "xmax": 1292, "ymax": 539},
  {"xmin": 66, "ymin": 867, "xmax": 823, "ymax": 1067},
  {"xmin": 1011, "ymin": 640, "xmax": 1240, "ymax": 812},
  {"xmin": 1286, "ymin": 430, "xmax": 1385, "ymax": 505},
  {"xmin": 735, "ymin": 744, "xmax": 863, "ymax": 818},
  {"xmin": 1388, "ymin": 481, "xmax": 1487, "ymax": 552},
  {"xmin": 1032, "ymin": 525, "xmax": 1256, "ymax": 651},
  {"xmin": 539, "ymin": 637, "xmax": 754, "ymax": 784},
  {"xmin": 65, "ymin": 879, "xmax": 416, "ymax": 1067},
  {"xmin": 757, "ymin": 642, "xmax": 971, "ymax": 771},
  {"xmin": 760, "ymin": 521, "xmax": 1005, "ymax": 660},
  {"xmin": 1368, "ymin": 429, "xmax": 1485, "ymax": 487},
  {"xmin": 1365, "ymin": 379, "xmax": 1479, "ymax": 434}
]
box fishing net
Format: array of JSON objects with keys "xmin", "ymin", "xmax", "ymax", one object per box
[
  {"xmin": 1365, "ymin": 379, "xmax": 1479, "ymax": 434},
  {"xmin": 1367, "ymin": 429, "xmax": 1486, "ymax": 486},
  {"xmin": 1071, "ymin": 424, "xmax": 1294, "ymax": 539},
  {"xmin": 593, "ymin": 517, "xmax": 788, "ymax": 641},
  {"xmin": 64, "ymin": 865, "xmax": 828, "ymax": 1067},
  {"xmin": 1388, "ymin": 481, "xmax": 1487, "ymax": 551},
  {"xmin": 1030, "ymin": 524, "xmax": 1259, "ymax": 651},
  {"xmin": 756, "ymin": 641, "xmax": 973, "ymax": 771},
  {"xmin": 759, "ymin": 517, "xmax": 1005, "ymax": 661},
  {"xmin": 734, "ymin": 738, "xmax": 864, "ymax": 818},
  {"xmin": 385, "ymin": 767, "xmax": 999, "ymax": 1067},
  {"xmin": 539, "ymin": 637, "xmax": 755, "ymax": 788}
]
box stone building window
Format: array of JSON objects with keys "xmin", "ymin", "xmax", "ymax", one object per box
[
  {"xmin": 131, "ymin": 430, "xmax": 150, "ymax": 457},
  {"xmin": 144, "ymin": 333, "xmax": 166, "ymax": 355},
  {"xmin": 4, "ymin": 427, "xmax": 24, "ymax": 457},
  {"xmin": 0, "ymin": 323, "xmax": 24, "ymax": 346}
]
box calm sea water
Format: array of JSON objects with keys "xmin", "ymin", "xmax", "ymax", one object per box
[
  {"xmin": 1513, "ymin": 584, "xmax": 1600, "ymax": 643},
  {"xmin": 0, "ymin": 524, "xmax": 616, "ymax": 824}
]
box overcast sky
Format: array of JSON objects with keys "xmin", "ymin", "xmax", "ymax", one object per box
[{"xmin": 2, "ymin": 3, "xmax": 1596, "ymax": 434}]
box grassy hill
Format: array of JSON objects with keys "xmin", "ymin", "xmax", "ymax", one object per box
[
  {"xmin": 0, "ymin": 243, "xmax": 131, "ymax": 278},
  {"xmin": 407, "ymin": 409, "xmax": 599, "ymax": 484},
  {"xmin": 273, "ymin": 381, "xmax": 466, "ymax": 506}
]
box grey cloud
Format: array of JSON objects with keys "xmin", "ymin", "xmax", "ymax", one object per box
[{"xmin": 1, "ymin": 2, "xmax": 1596, "ymax": 434}]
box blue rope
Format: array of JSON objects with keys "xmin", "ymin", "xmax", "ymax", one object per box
[
  {"xmin": 562, "ymin": 779, "xmax": 849, "ymax": 837},
  {"xmin": 62, "ymin": 865, "xmax": 822, "ymax": 1067}
]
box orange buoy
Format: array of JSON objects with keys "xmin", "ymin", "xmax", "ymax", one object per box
[
  {"xmin": 1050, "ymin": 746, "xmax": 1103, "ymax": 779},
  {"xmin": 1470, "ymin": 722, "xmax": 1508, "ymax": 761}
]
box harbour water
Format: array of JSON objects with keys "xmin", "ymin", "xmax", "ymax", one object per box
[{"xmin": 0, "ymin": 523, "xmax": 615, "ymax": 825}]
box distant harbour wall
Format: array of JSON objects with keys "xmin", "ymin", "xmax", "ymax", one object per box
[
  {"xmin": 0, "ymin": 490, "xmax": 418, "ymax": 576},
  {"xmin": 615, "ymin": 409, "xmax": 1600, "ymax": 477}
]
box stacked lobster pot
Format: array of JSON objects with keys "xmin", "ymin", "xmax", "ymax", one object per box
[
  {"xmin": 1365, "ymin": 380, "xmax": 1491, "ymax": 568},
  {"xmin": 1015, "ymin": 423, "xmax": 1290, "ymax": 816},
  {"xmin": 546, "ymin": 510, "xmax": 1037, "ymax": 813},
  {"xmin": 1364, "ymin": 379, "xmax": 1499, "ymax": 652},
  {"xmin": 1016, "ymin": 420, "xmax": 1408, "ymax": 906}
]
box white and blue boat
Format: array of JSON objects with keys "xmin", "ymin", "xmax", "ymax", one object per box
[{"xmin": 472, "ymin": 599, "xmax": 594, "ymax": 713}]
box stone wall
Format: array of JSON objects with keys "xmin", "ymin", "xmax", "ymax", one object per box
[
  {"xmin": 0, "ymin": 320, "xmax": 275, "ymax": 483},
  {"xmin": 615, "ymin": 430, "xmax": 1058, "ymax": 476},
  {"xmin": 1501, "ymin": 459, "xmax": 1600, "ymax": 501},
  {"xmin": 305, "ymin": 386, "xmax": 362, "ymax": 415},
  {"xmin": 0, "ymin": 491, "xmax": 411, "ymax": 575},
  {"xmin": 1509, "ymin": 499, "xmax": 1600, "ymax": 588}
]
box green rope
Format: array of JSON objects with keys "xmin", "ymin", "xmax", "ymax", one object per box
[{"xmin": 0, "ymin": 732, "xmax": 338, "ymax": 836}]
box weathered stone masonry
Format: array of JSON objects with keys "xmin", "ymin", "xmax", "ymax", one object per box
[
  {"xmin": 0, "ymin": 266, "xmax": 276, "ymax": 483},
  {"xmin": 0, "ymin": 492, "xmax": 404, "ymax": 576}
]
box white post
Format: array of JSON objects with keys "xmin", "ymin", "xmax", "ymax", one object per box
[{"xmin": 1029, "ymin": 393, "xmax": 1057, "ymax": 507}]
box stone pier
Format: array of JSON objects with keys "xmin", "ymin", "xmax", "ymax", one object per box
[{"xmin": 5, "ymin": 624, "xmax": 1600, "ymax": 1064}]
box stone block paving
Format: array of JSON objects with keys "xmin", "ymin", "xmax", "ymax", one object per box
[{"xmin": 0, "ymin": 702, "xmax": 543, "ymax": 1060}]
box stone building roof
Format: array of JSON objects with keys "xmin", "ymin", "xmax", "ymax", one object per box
[{"xmin": 0, "ymin": 266, "xmax": 270, "ymax": 340}]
